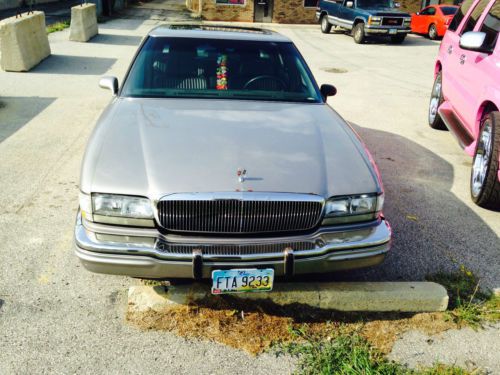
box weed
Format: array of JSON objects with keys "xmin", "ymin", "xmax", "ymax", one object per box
[
  {"xmin": 283, "ymin": 331, "xmax": 474, "ymax": 375},
  {"xmin": 427, "ymin": 266, "xmax": 499, "ymax": 327},
  {"xmin": 46, "ymin": 20, "xmax": 70, "ymax": 34}
]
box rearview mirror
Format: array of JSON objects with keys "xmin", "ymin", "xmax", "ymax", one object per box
[
  {"xmin": 320, "ymin": 84, "xmax": 337, "ymax": 100},
  {"xmin": 459, "ymin": 31, "xmax": 491, "ymax": 53},
  {"xmin": 346, "ymin": 1, "xmax": 354, "ymax": 8},
  {"xmin": 99, "ymin": 76, "xmax": 119, "ymax": 95}
]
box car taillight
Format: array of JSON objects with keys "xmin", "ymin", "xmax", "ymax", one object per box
[{"xmin": 445, "ymin": 18, "xmax": 451, "ymax": 25}]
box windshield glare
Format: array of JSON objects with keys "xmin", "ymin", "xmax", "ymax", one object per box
[
  {"xmin": 356, "ymin": 0, "xmax": 395, "ymax": 8},
  {"xmin": 121, "ymin": 36, "xmax": 322, "ymax": 103}
]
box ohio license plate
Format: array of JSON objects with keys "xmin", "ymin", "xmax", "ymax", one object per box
[
  {"xmin": 211, "ymin": 269, "xmax": 274, "ymax": 294},
  {"xmin": 389, "ymin": 29, "xmax": 398, "ymax": 34}
]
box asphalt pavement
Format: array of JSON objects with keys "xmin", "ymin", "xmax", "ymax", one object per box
[{"xmin": 0, "ymin": 1, "xmax": 499, "ymax": 373}]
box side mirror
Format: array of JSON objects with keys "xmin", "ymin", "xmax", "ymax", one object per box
[
  {"xmin": 346, "ymin": 1, "xmax": 354, "ymax": 7},
  {"xmin": 459, "ymin": 31, "xmax": 491, "ymax": 53},
  {"xmin": 320, "ymin": 84, "xmax": 337, "ymax": 100},
  {"xmin": 99, "ymin": 76, "xmax": 119, "ymax": 95},
  {"xmin": 394, "ymin": 2, "xmax": 401, "ymax": 7}
]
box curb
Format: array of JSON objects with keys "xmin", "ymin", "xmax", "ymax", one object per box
[{"xmin": 128, "ymin": 281, "xmax": 449, "ymax": 313}]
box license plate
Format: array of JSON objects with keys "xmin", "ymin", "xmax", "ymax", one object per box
[
  {"xmin": 211, "ymin": 268, "xmax": 274, "ymax": 294},
  {"xmin": 389, "ymin": 29, "xmax": 398, "ymax": 34}
]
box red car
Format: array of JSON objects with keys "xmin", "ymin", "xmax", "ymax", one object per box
[{"xmin": 411, "ymin": 4, "xmax": 459, "ymax": 39}]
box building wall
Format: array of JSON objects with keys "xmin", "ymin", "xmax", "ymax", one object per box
[
  {"xmin": 201, "ymin": 0, "xmax": 254, "ymax": 22},
  {"xmin": 272, "ymin": 0, "xmax": 317, "ymax": 24}
]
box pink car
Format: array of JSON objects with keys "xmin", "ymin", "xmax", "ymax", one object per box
[{"xmin": 430, "ymin": 0, "xmax": 500, "ymax": 209}]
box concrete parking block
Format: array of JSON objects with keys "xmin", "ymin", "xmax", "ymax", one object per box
[
  {"xmin": 0, "ymin": 11, "xmax": 51, "ymax": 71},
  {"xmin": 69, "ymin": 3, "xmax": 98, "ymax": 42},
  {"xmin": 128, "ymin": 281, "xmax": 449, "ymax": 313}
]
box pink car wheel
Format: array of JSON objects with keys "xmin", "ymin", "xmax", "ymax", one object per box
[{"xmin": 471, "ymin": 111, "xmax": 500, "ymax": 209}]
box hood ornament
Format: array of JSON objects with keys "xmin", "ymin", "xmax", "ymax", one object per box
[{"xmin": 237, "ymin": 168, "xmax": 247, "ymax": 183}]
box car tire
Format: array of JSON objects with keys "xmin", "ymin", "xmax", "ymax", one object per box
[
  {"xmin": 390, "ymin": 34, "xmax": 406, "ymax": 44},
  {"xmin": 353, "ymin": 23, "xmax": 366, "ymax": 44},
  {"xmin": 471, "ymin": 111, "xmax": 500, "ymax": 209},
  {"xmin": 428, "ymin": 24, "xmax": 438, "ymax": 40},
  {"xmin": 428, "ymin": 71, "xmax": 447, "ymax": 130},
  {"xmin": 321, "ymin": 15, "xmax": 332, "ymax": 34}
]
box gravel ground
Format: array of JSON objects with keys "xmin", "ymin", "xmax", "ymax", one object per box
[
  {"xmin": 389, "ymin": 323, "xmax": 500, "ymax": 374},
  {"xmin": 0, "ymin": 0, "xmax": 499, "ymax": 373}
]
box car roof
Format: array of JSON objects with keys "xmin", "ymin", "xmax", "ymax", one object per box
[{"xmin": 148, "ymin": 24, "xmax": 292, "ymax": 42}]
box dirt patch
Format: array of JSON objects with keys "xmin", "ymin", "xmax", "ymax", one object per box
[
  {"xmin": 323, "ymin": 67, "xmax": 348, "ymax": 74},
  {"xmin": 127, "ymin": 293, "xmax": 457, "ymax": 355}
]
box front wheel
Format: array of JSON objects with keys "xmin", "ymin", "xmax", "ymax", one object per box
[
  {"xmin": 428, "ymin": 24, "xmax": 438, "ymax": 40},
  {"xmin": 353, "ymin": 23, "xmax": 366, "ymax": 44},
  {"xmin": 390, "ymin": 34, "xmax": 406, "ymax": 44},
  {"xmin": 321, "ymin": 15, "xmax": 332, "ymax": 34},
  {"xmin": 471, "ymin": 111, "xmax": 500, "ymax": 209},
  {"xmin": 428, "ymin": 71, "xmax": 446, "ymax": 130}
]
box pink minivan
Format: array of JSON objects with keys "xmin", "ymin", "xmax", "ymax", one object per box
[{"xmin": 430, "ymin": 0, "xmax": 500, "ymax": 209}]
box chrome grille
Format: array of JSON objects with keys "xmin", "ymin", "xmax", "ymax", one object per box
[
  {"xmin": 156, "ymin": 241, "xmax": 317, "ymax": 256},
  {"xmin": 157, "ymin": 193, "xmax": 324, "ymax": 233}
]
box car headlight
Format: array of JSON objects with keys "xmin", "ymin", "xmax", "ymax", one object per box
[
  {"xmin": 79, "ymin": 193, "xmax": 155, "ymax": 227},
  {"xmin": 403, "ymin": 17, "xmax": 411, "ymax": 24},
  {"xmin": 369, "ymin": 16, "xmax": 382, "ymax": 25},
  {"xmin": 322, "ymin": 193, "xmax": 383, "ymax": 225}
]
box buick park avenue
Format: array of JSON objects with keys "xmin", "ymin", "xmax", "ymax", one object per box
[{"xmin": 75, "ymin": 25, "xmax": 391, "ymax": 294}]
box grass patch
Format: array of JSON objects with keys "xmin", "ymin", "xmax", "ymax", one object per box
[
  {"xmin": 283, "ymin": 331, "xmax": 472, "ymax": 375},
  {"xmin": 427, "ymin": 266, "xmax": 499, "ymax": 327},
  {"xmin": 46, "ymin": 20, "xmax": 70, "ymax": 34}
]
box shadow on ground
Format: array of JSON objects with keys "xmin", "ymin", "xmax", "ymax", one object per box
[
  {"xmin": 31, "ymin": 55, "xmax": 116, "ymax": 75},
  {"xmin": 92, "ymin": 33, "xmax": 144, "ymax": 46},
  {"xmin": 0, "ymin": 97, "xmax": 56, "ymax": 143},
  {"xmin": 297, "ymin": 124, "xmax": 499, "ymax": 289}
]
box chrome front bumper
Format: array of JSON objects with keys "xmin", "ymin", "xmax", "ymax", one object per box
[
  {"xmin": 74, "ymin": 212, "xmax": 391, "ymax": 279},
  {"xmin": 365, "ymin": 26, "xmax": 411, "ymax": 34}
]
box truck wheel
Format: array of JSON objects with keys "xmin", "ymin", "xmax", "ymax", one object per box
[
  {"xmin": 321, "ymin": 15, "xmax": 332, "ymax": 34},
  {"xmin": 428, "ymin": 71, "xmax": 446, "ymax": 130},
  {"xmin": 390, "ymin": 34, "xmax": 406, "ymax": 44},
  {"xmin": 471, "ymin": 111, "xmax": 500, "ymax": 209},
  {"xmin": 353, "ymin": 23, "xmax": 365, "ymax": 44},
  {"xmin": 428, "ymin": 24, "xmax": 438, "ymax": 40}
]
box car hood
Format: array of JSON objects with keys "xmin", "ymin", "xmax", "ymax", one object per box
[
  {"xmin": 365, "ymin": 8, "xmax": 411, "ymax": 16},
  {"xmin": 80, "ymin": 98, "xmax": 380, "ymax": 199}
]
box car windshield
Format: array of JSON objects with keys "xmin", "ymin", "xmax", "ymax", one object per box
[
  {"xmin": 440, "ymin": 6, "xmax": 458, "ymax": 15},
  {"xmin": 121, "ymin": 36, "xmax": 322, "ymax": 103},
  {"xmin": 356, "ymin": 0, "xmax": 394, "ymax": 9}
]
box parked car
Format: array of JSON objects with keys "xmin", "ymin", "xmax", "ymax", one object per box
[
  {"xmin": 430, "ymin": 0, "xmax": 500, "ymax": 208},
  {"xmin": 75, "ymin": 25, "xmax": 391, "ymax": 293},
  {"xmin": 411, "ymin": 4, "xmax": 459, "ymax": 39},
  {"xmin": 316, "ymin": 0, "xmax": 412, "ymax": 44}
]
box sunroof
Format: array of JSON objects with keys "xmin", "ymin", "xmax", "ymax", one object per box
[{"xmin": 168, "ymin": 24, "xmax": 271, "ymax": 34}]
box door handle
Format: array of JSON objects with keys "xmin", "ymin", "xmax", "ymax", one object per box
[
  {"xmin": 447, "ymin": 45, "xmax": 453, "ymax": 54},
  {"xmin": 459, "ymin": 54, "xmax": 466, "ymax": 65}
]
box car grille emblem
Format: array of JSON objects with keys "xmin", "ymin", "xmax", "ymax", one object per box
[{"xmin": 237, "ymin": 168, "xmax": 247, "ymax": 183}]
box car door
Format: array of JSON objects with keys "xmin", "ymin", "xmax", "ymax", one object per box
[
  {"xmin": 457, "ymin": 0, "xmax": 499, "ymax": 133},
  {"xmin": 447, "ymin": 0, "xmax": 493, "ymax": 131},
  {"xmin": 441, "ymin": 0, "xmax": 485, "ymax": 115},
  {"xmin": 414, "ymin": 6, "xmax": 435, "ymax": 33},
  {"xmin": 339, "ymin": 0, "xmax": 357, "ymax": 27}
]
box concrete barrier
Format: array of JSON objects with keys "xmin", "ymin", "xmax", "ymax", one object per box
[
  {"xmin": 128, "ymin": 281, "xmax": 449, "ymax": 313},
  {"xmin": 0, "ymin": 12, "xmax": 51, "ymax": 72},
  {"xmin": 69, "ymin": 3, "xmax": 98, "ymax": 42}
]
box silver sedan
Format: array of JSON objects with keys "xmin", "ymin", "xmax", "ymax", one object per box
[{"xmin": 75, "ymin": 25, "xmax": 391, "ymax": 291}]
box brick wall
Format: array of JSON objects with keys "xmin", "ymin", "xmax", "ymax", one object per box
[
  {"xmin": 272, "ymin": 0, "xmax": 317, "ymax": 24},
  {"xmin": 201, "ymin": 0, "xmax": 254, "ymax": 22}
]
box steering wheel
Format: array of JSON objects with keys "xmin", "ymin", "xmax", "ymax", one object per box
[{"xmin": 243, "ymin": 75, "xmax": 286, "ymax": 91}]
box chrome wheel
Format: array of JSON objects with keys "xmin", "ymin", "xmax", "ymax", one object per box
[
  {"xmin": 429, "ymin": 24, "xmax": 437, "ymax": 39},
  {"xmin": 471, "ymin": 122, "xmax": 493, "ymax": 198},
  {"xmin": 429, "ymin": 80, "xmax": 441, "ymax": 124}
]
